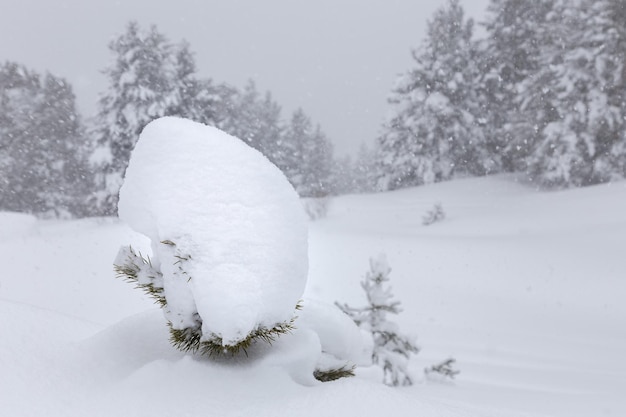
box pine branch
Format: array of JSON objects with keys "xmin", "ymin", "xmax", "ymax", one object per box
[
  {"xmin": 168, "ymin": 321, "xmax": 203, "ymax": 353},
  {"xmin": 374, "ymin": 330, "xmax": 420, "ymax": 358},
  {"xmin": 117, "ymin": 239, "xmax": 303, "ymax": 358},
  {"xmin": 114, "ymin": 245, "xmax": 166, "ymax": 307},
  {"xmin": 425, "ymin": 357, "xmax": 460, "ymax": 379},
  {"xmin": 199, "ymin": 315, "xmax": 298, "ymax": 357},
  {"xmin": 313, "ymin": 365, "xmax": 356, "ymax": 382},
  {"xmin": 169, "ymin": 302, "xmax": 303, "ymax": 357}
]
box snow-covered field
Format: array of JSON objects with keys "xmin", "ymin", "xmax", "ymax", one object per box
[{"xmin": 1, "ymin": 175, "xmax": 624, "ymax": 416}]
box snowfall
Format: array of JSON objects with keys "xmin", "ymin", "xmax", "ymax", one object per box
[{"xmin": 1, "ymin": 125, "xmax": 625, "ymax": 417}]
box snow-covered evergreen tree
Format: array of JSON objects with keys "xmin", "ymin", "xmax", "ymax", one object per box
[
  {"xmin": 0, "ymin": 61, "xmax": 92, "ymax": 217},
  {"xmin": 115, "ymin": 117, "xmax": 308, "ymax": 356},
  {"xmin": 331, "ymin": 144, "xmax": 379, "ymax": 195},
  {"xmin": 376, "ymin": 0, "xmax": 489, "ymax": 191},
  {"xmin": 481, "ymin": 0, "xmax": 557, "ymax": 171},
  {"xmin": 351, "ymin": 143, "xmax": 379, "ymax": 193},
  {"xmin": 524, "ymin": 0, "xmax": 626, "ymax": 186},
  {"xmin": 282, "ymin": 108, "xmax": 334, "ymax": 197},
  {"xmin": 91, "ymin": 22, "xmax": 232, "ymax": 214},
  {"xmin": 219, "ymin": 80, "xmax": 284, "ymax": 163},
  {"xmin": 168, "ymin": 41, "xmax": 233, "ymax": 128},
  {"xmin": 336, "ymin": 254, "xmax": 419, "ymax": 386},
  {"xmin": 91, "ymin": 22, "xmax": 178, "ymax": 214}
]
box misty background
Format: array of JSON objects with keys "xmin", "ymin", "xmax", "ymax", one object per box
[
  {"xmin": 0, "ymin": 0, "xmax": 489, "ymax": 156},
  {"xmin": 2, "ymin": 0, "xmax": 625, "ymax": 219}
]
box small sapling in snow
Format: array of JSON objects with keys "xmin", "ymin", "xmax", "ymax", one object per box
[
  {"xmin": 425, "ymin": 357, "xmax": 460, "ymax": 381},
  {"xmin": 336, "ymin": 254, "xmax": 419, "ymax": 386},
  {"xmin": 422, "ymin": 202, "xmax": 445, "ymax": 226}
]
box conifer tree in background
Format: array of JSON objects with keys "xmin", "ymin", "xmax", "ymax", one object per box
[
  {"xmin": 331, "ymin": 143, "xmax": 378, "ymax": 195},
  {"xmin": 329, "ymin": 155, "xmax": 354, "ymax": 195},
  {"xmin": 375, "ymin": 0, "xmax": 489, "ymax": 191},
  {"xmin": 91, "ymin": 22, "xmax": 232, "ymax": 214},
  {"xmin": 523, "ymin": 0, "xmax": 626, "ymax": 186},
  {"xmin": 0, "ymin": 62, "xmax": 93, "ymax": 217},
  {"xmin": 351, "ymin": 144, "xmax": 379, "ymax": 193},
  {"xmin": 216, "ymin": 82, "xmax": 340, "ymax": 197},
  {"xmin": 481, "ymin": 0, "xmax": 556, "ymax": 172},
  {"xmin": 92, "ymin": 22, "xmax": 338, "ymax": 212},
  {"xmin": 168, "ymin": 41, "xmax": 235, "ymax": 128},
  {"xmin": 219, "ymin": 80, "xmax": 283, "ymax": 162},
  {"xmin": 336, "ymin": 254, "xmax": 419, "ymax": 386},
  {"xmin": 255, "ymin": 91, "xmax": 288, "ymax": 163},
  {"xmin": 282, "ymin": 108, "xmax": 334, "ymax": 197},
  {"xmin": 375, "ymin": 0, "xmax": 626, "ymax": 191},
  {"xmin": 92, "ymin": 22, "xmax": 177, "ymax": 214}
]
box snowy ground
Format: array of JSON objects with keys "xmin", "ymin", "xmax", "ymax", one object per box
[{"xmin": 1, "ymin": 175, "xmax": 624, "ymax": 416}]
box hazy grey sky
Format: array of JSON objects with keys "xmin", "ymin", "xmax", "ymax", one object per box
[{"xmin": 0, "ymin": 0, "xmax": 489, "ymax": 156}]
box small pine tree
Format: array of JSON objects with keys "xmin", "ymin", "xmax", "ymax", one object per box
[
  {"xmin": 422, "ymin": 203, "xmax": 446, "ymax": 226},
  {"xmin": 336, "ymin": 254, "xmax": 419, "ymax": 386},
  {"xmin": 425, "ymin": 357, "xmax": 460, "ymax": 381}
]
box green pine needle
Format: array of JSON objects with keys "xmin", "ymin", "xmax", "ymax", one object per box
[
  {"xmin": 114, "ymin": 246, "xmax": 166, "ymax": 307},
  {"xmin": 116, "ymin": 243, "xmax": 303, "ymax": 358},
  {"xmin": 168, "ymin": 322, "xmax": 203, "ymax": 353},
  {"xmin": 313, "ymin": 365, "xmax": 356, "ymax": 382},
  {"xmin": 198, "ymin": 315, "xmax": 298, "ymax": 357}
]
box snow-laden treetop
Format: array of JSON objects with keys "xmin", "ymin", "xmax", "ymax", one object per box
[{"xmin": 118, "ymin": 116, "xmax": 308, "ymax": 346}]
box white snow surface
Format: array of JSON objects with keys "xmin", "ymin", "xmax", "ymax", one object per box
[
  {"xmin": 0, "ymin": 212, "xmax": 36, "ymax": 240},
  {"xmin": 1, "ymin": 175, "xmax": 625, "ymax": 416},
  {"xmin": 118, "ymin": 117, "xmax": 308, "ymax": 344}
]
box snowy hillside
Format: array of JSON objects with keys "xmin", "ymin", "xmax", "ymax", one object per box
[{"xmin": 1, "ymin": 175, "xmax": 624, "ymax": 416}]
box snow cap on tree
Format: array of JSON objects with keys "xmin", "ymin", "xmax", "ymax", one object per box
[{"xmin": 118, "ymin": 117, "xmax": 308, "ymax": 349}]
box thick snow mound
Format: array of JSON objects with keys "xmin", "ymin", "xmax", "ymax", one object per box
[
  {"xmin": 118, "ymin": 117, "xmax": 308, "ymax": 345},
  {"xmin": 298, "ymin": 298, "xmax": 370, "ymax": 366}
]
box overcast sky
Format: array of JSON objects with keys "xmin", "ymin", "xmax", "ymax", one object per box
[{"xmin": 0, "ymin": 0, "xmax": 490, "ymax": 156}]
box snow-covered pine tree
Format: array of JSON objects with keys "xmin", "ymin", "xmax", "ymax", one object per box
[
  {"xmin": 350, "ymin": 143, "xmax": 379, "ymax": 193},
  {"xmin": 91, "ymin": 22, "xmax": 178, "ymax": 214},
  {"xmin": 256, "ymin": 90, "xmax": 287, "ymax": 164},
  {"xmin": 115, "ymin": 117, "xmax": 309, "ymax": 357},
  {"xmin": 282, "ymin": 108, "xmax": 334, "ymax": 197},
  {"xmin": 375, "ymin": 0, "xmax": 489, "ymax": 191},
  {"xmin": 37, "ymin": 73, "xmax": 94, "ymax": 217},
  {"xmin": 0, "ymin": 61, "xmax": 92, "ymax": 217},
  {"xmin": 422, "ymin": 202, "xmax": 445, "ymax": 226},
  {"xmin": 336, "ymin": 254, "xmax": 419, "ymax": 386},
  {"xmin": 328, "ymin": 155, "xmax": 354, "ymax": 195},
  {"xmin": 0, "ymin": 62, "xmax": 42, "ymax": 213},
  {"xmin": 168, "ymin": 41, "xmax": 233, "ymax": 129},
  {"xmin": 524, "ymin": 0, "xmax": 626, "ymax": 186},
  {"xmin": 481, "ymin": 0, "xmax": 557, "ymax": 172},
  {"xmin": 219, "ymin": 79, "xmax": 284, "ymax": 163},
  {"xmin": 91, "ymin": 22, "xmax": 233, "ymax": 215},
  {"xmin": 327, "ymin": 145, "xmax": 378, "ymax": 196}
]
